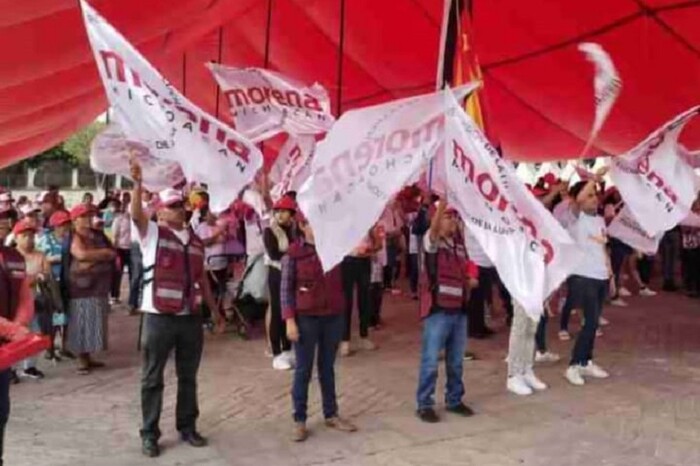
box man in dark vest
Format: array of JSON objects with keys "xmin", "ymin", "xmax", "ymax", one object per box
[
  {"xmin": 416, "ymin": 198, "xmax": 478, "ymax": 423},
  {"xmin": 0, "ymin": 209, "xmax": 34, "ymax": 465},
  {"xmin": 281, "ymin": 214, "xmax": 358, "ymax": 442},
  {"xmin": 129, "ymin": 158, "xmax": 224, "ymax": 458}
]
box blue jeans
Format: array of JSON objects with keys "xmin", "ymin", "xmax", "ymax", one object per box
[
  {"xmin": 416, "ymin": 311, "xmax": 467, "ymax": 410},
  {"xmin": 569, "ymin": 276, "xmax": 608, "ymax": 366},
  {"xmin": 292, "ymin": 314, "xmax": 344, "ymax": 423},
  {"xmin": 0, "ymin": 369, "xmax": 9, "ymax": 462}
]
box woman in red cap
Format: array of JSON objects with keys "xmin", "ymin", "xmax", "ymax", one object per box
[
  {"xmin": 65, "ymin": 203, "xmax": 116, "ymax": 375},
  {"xmin": 263, "ymin": 194, "xmax": 299, "ymax": 371},
  {"xmin": 13, "ymin": 219, "xmax": 50, "ymax": 380},
  {"xmin": 36, "ymin": 210, "xmax": 73, "ymax": 361}
]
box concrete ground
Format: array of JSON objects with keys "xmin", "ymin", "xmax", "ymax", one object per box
[{"xmin": 6, "ymin": 282, "xmax": 700, "ymax": 466}]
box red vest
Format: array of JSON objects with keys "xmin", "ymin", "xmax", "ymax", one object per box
[
  {"xmin": 150, "ymin": 227, "xmax": 205, "ymax": 314},
  {"xmin": 68, "ymin": 230, "xmax": 114, "ymax": 300},
  {"xmin": 288, "ymin": 242, "xmax": 342, "ymax": 316},
  {"xmin": 0, "ymin": 246, "xmax": 26, "ymax": 321},
  {"xmin": 420, "ymin": 240, "xmax": 469, "ymax": 318}
]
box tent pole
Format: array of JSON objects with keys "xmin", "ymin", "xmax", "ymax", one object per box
[
  {"xmin": 263, "ymin": 0, "xmax": 273, "ymax": 68},
  {"xmin": 215, "ymin": 26, "xmax": 224, "ymax": 119},
  {"xmin": 335, "ymin": 0, "xmax": 346, "ymax": 116}
]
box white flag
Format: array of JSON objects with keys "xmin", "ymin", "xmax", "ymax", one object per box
[
  {"xmin": 579, "ymin": 43, "xmax": 622, "ymax": 152},
  {"xmin": 444, "ymin": 100, "xmax": 583, "ymax": 319},
  {"xmin": 607, "ymin": 206, "xmax": 663, "ymax": 254},
  {"xmin": 208, "ymin": 64, "xmax": 335, "ymax": 142},
  {"xmin": 270, "ymin": 135, "xmax": 315, "ymax": 201},
  {"xmin": 90, "ymin": 123, "xmax": 185, "ymax": 192},
  {"xmin": 679, "ymin": 144, "xmax": 700, "ymax": 168},
  {"xmin": 298, "ymin": 84, "xmax": 478, "ymax": 271},
  {"xmin": 610, "ymin": 107, "xmax": 700, "ymax": 236},
  {"xmin": 81, "ymin": 1, "xmax": 262, "ymax": 212}
]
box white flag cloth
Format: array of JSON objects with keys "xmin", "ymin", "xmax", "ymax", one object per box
[
  {"xmin": 679, "ymin": 144, "xmax": 700, "ymax": 168},
  {"xmin": 90, "ymin": 123, "xmax": 185, "ymax": 192},
  {"xmin": 579, "ymin": 43, "xmax": 622, "ymax": 153},
  {"xmin": 444, "ymin": 100, "xmax": 583, "ymax": 319},
  {"xmin": 607, "ymin": 206, "xmax": 663, "ymax": 254},
  {"xmin": 81, "ymin": 1, "xmax": 262, "ymax": 212},
  {"xmin": 298, "ymin": 84, "xmax": 478, "ymax": 271},
  {"xmin": 610, "ymin": 107, "xmax": 700, "ymax": 236},
  {"xmin": 270, "ymin": 135, "xmax": 316, "ymax": 201},
  {"xmin": 208, "ymin": 64, "xmax": 335, "ymax": 142}
]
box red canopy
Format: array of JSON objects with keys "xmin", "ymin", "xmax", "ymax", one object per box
[{"xmin": 1, "ymin": 0, "xmax": 699, "ymax": 168}]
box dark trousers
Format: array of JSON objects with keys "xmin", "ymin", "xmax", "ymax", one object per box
[
  {"xmin": 341, "ymin": 256, "xmax": 371, "ymax": 341},
  {"xmin": 383, "ymin": 238, "xmax": 399, "ymax": 289},
  {"xmin": 569, "ymin": 276, "xmax": 608, "ymax": 366},
  {"xmin": 637, "ymin": 255, "xmax": 654, "ymax": 286},
  {"xmin": 560, "ymin": 277, "xmax": 575, "ymax": 331},
  {"xmin": 292, "ymin": 313, "xmax": 344, "ymax": 423},
  {"xmin": 112, "ymin": 248, "xmax": 132, "ymax": 300},
  {"xmin": 535, "ymin": 311, "xmax": 548, "ymax": 352},
  {"xmin": 0, "ymin": 370, "xmax": 10, "ymax": 463},
  {"xmin": 368, "ymin": 283, "xmax": 384, "ymax": 327},
  {"xmin": 268, "ymin": 267, "xmax": 291, "ymax": 356},
  {"xmin": 129, "ymin": 242, "xmax": 144, "ymax": 310},
  {"xmin": 140, "ymin": 314, "xmax": 204, "ymax": 441},
  {"xmin": 467, "ymin": 266, "xmax": 492, "ymax": 335},
  {"xmin": 681, "ymin": 248, "xmax": 700, "ymax": 293},
  {"xmin": 610, "ymin": 238, "xmax": 633, "ymax": 293},
  {"xmin": 408, "ymin": 253, "xmax": 419, "ymax": 295},
  {"xmin": 661, "ymin": 230, "xmax": 680, "ymax": 283}
]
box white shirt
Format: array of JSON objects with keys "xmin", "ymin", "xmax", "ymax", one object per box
[
  {"xmin": 567, "ymin": 213, "xmax": 609, "ymax": 280},
  {"xmin": 464, "ymin": 229, "xmax": 492, "ymax": 268},
  {"xmin": 111, "ymin": 213, "xmax": 132, "ymax": 250},
  {"xmin": 424, "ymin": 233, "xmax": 457, "ymax": 254},
  {"xmin": 196, "ymin": 222, "xmax": 226, "ymax": 271},
  {"xmin": 242, "ymin": 188, "xmax": 269, "ymax": 257},
  {"xmin": 553, "ymin": 199, "xmax": 575, "ymax": 228},
  {"xmin": 134, "ymin": 221, "xmax": 192, "ymax": 315}
]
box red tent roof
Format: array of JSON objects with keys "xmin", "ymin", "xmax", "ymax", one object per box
[{"xmin": 1, "ymin": 0, "xmax": 698, "ymax": 168}]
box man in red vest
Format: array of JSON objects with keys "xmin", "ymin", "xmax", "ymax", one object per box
[
  {"xmin": 416, "ymin": 198, "xmax": 478, "ymax": 423},
  {"xmin": 130, "ymin": 159, "xmax": 223, "ymax": 458},
  {"xmin": 0, "ymin": 209, "xmax": 34, "ymax": 465},
  {"xmin": 281, "ymin": 214, "xmax": 358, "ymax": 442}
]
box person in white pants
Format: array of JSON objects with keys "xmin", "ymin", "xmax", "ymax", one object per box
[{"xmin": 506, "ymin": 302, "xmax": 548, "ymax": 396}]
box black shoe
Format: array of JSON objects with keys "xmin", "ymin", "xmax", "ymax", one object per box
[
  {"xmin": 463, "ymin": 351, "xmax": 477, "ymax": 361},
  {"xmin": 662, "ymin": 280, "xmax": 678, "ymax": 292},
  {"xmin": 469, "ymin": 331, "xmax": 487, "ymax": 340},
  {"xmin": 416, "ymin": 408, "xmax": 440, "ymax": 423},
  {"xmin": 483, "ymin": 327, "xmax": 496, "ymax": 336},
  {"xmin": 20, "ymin": 367, "xmax": 45, "ymax": 380},
  {"xmin": 181, "ymin": 431, "xmax": 208, "ymax": 447},
  {"xmin": 446, "ymin": 402, "xmax": 475, "ymax": 417},
  {"xmin": 9, "ymin": 370, "xmax": 20, "ymax": 385},
  {"xmin": 142, "ymin": 438, "xmax": 160, "ymax": 458}
]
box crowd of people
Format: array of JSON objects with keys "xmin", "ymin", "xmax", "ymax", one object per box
[{"xmin": 0, "ymin": 160, "xmax": 699, "ymax": 460}]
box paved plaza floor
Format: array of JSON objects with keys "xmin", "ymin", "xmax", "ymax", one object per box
[{"xmin": 6, "ymin": 283, "xmax": 700, "ymax": 465}]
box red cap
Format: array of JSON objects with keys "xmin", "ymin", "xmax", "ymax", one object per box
[
  {"xmin": 49, "ymin": 210, "xmax": 71, "ymax": 227},
  {"xmin": 70, "ymin": 203, "xmax": 95, "ymax": 220},
  {"xmin": 530, "ymin": 186, "xmax": 548, "ymax": 197},
  {"xmin": 543, "ymin": 173, "xmax": 558, "ymax": 187},
  {"xmin": 273, "ymin": 195, "xmax": 297, "ymax": 212},
  {"xmin": 12, "ymin": 218, "xmax": 36, "ymax": 236}
]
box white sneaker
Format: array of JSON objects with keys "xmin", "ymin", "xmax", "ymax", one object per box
[
  {"xmin": 360, "ymin": 338, "xmax": 377, "ymax": 351},
  {"xmin": 558, "ymin": 330, "xmax": 571, "ymax": 341},
  {"xmin": 272, "ymin": 354, "xmax": 293, "ymax": 371},
  {"xmin": 535, "ymin": 351, "xmax": 561, "ymax": 363},
  {"xmin": 619, "ymin": 287, "xmax": 632, "ymax": 297},
  {"xmin": 340, "ymin": 341, "xmax": 352, "ymax": 357},
  {"xmin": 580, "ymin": 361, "xmax": 609, "ymax": 379},
  {"xmin": 523, "ymin": 370, "xmax": 548, "ymax": 391},
  {"xmin": 639, "ymin": 287, "xmax": 657, "ymax": 297},
  {"xmin": 282, "ymin": 350, "xmax": 296, "ymax": 367},
  {"xmin": 565, "ymin": 366, "xmax": 585, "ymax": 386},
  {"xmin": 599, "ymin": 316, "xmax": 610, "ymax": 326},
  {"xmin": 596, "ymin": 328, "xmax": 604, "ymax": 337},
  {"xmin": 507, "ymin": 375, "xmax": 533, "ymax": 396},
  {"xmin": 610, "ymin": 298, "xmax": 628, "ymax": 307}
]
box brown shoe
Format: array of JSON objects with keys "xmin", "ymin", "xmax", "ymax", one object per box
[
  {"xmin": 325, "ymin": 416, "xmax": 357, "ymax": 432},
  {"xmin": 292, "ymin": 422, "xmax": 308, "ymax": 442}
]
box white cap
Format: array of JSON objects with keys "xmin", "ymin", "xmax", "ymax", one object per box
[
  {"xmin": 19, "ymin": 203, "xmax": 40, "ymax": 216},
  {"xmin": 157, "ymin": 188, "xmax": 184, "ymax": 208},
  {"xmin": 0, "ymin": 192, "xmax": 13, "ymax": 203}
]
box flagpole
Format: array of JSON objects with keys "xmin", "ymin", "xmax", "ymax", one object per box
[
  {"xmin": 335, "ymin": 0, "xmax": 347, "ymax": 116},
  {"xmin": 429, "ymin": 0, "xmax": 454, "ymax": 189}
]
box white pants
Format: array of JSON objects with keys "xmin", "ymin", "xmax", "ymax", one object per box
[{"xmin": 507, "ymin": 303, "xmax": 538, "ymax": 377}]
